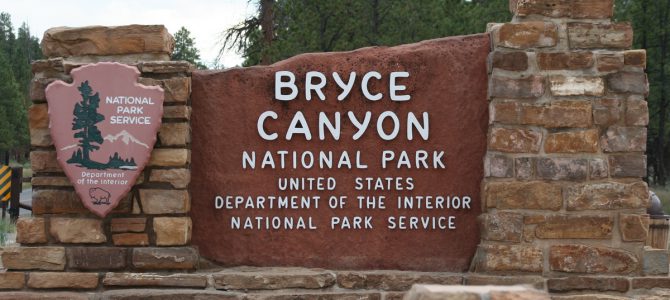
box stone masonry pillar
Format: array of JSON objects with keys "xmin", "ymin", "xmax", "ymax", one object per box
[
  {"xmin": 2, "ymin": 25, "xmax": 196, "ymax": 288},
  {"xmin": 474, "ymin": 0, "xmax": 652, "ymax": 286}
]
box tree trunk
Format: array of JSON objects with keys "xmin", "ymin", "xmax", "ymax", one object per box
[{"xmin": 260, "ymin": 0, "xmax": 274, "ymax": 65}]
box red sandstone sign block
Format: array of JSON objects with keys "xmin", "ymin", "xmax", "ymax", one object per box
[
  {"xmin": 190, "ymin": 35, "xmax": 490, "ymax": 271},
  {"xmin": 46, "ymin": 63, "xmax": 164, "ymax": 217}
]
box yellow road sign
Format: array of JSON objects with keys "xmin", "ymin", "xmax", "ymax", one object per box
[{"xmin": 0, "ymin": 165, "xmax": 10, "ymax": 202}]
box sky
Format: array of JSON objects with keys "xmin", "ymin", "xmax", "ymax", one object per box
[{"xmin": 2, "ymin": 0, "xmax": 254, "ymax": 67}]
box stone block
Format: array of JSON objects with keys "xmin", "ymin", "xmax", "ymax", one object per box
[
  {"xmin": 132, "ymin": 247, "xmax": 198, "ymax": 270},
  {"xmin": 515, "ymin": 157, "xmax": 535, "ymax": 180},
  {"xmin": 490, "ymin": 101, "xmax": 519, "ymax": 124},
  {"xmin": 465, "ymin": 275, "xmax": 545, "ymax": 289},
  {"xmin": 0, "ymin": 292, "xmax": 89, "ymax": 300},
  {"xmin": 544, "ymin": 129, "xmax": 599, "ymax": 153},
  {"xmin": 27, "ymin": 272, "xmax": 98, "ymax": 289},
  {"xmin": 31, "ymin": 176, "xmax": 72, "ymax": 187},
  {"xmin": 626, "ymin": 98, "xmax": 649, "ymax": 126},
  {"xmin": 479, "ymin": 212, "xmax": 523, "ymax": 242},
  {"xmin": 103, "ymin": 272, "xmax": 208, "ymax": 288},
  {"xmin": 643, "ymin": 247, "xmax": 669, "ymax": 275},
  {"xmin": 488, "ymin": 127, "xmax": 541, "ymax": 153},
  {"xmin": 111, "ymin": 217, "xmax": 146, "ymax": 233},
  {"xmin": 149, "ymin": 168, "xmax": 190, "ymax": 188},
  {"xmin": 1, "ymin": 247, "xmax": 65, "ymax": 271},
  {"xmin": 154, "ymin": 217, "xmax": 192, "ymax": 246},
  {"xmin": 484, "ymin": 154, "xmax": 513, "ymax": 178},
  {"xmin": 490, "ymin": 75, "xmax": 544, "ymax": 99},
  {"xmin": 609, "ymin": 154, "xmax": 647, "ymax": 177},
  {"xmin": 406, "ymin": 285, "xmax": 550, "ymax": 300},
  {"xmin": 491, "ymin": 51, "xmax": 528, "ymax": 71},
  {"xmin": 99, "ymin": 290, "xmax": 242, "ymax": 300},
  {"xmin": 536, "ymin": 215, "xmax": 613, "ymax": 239},
  {"xmin": 548, "ymin": 277, "xmax": 629, "ymax": 293},
  {"xmin": 473, "ymin": 244, "xmax": 543, "ymax": 272},
  {"xmin": 632, "ymin": 277, "xmax": 670, "ymax": 289},
  {"xmin": 566, "ymin": 180, "xmax": 648, "ymax": 210},
  {"xmin": 139, "ymin": 189, "xmax": 190, "ymax": 214},
  {"xmin": 0, "ymin": 272, "xmax": 25, "ymax": 290},
  {"xmin": 41, "ymin": 25, "xmax": 174, "ymax": 58},
  {"xmin": 32, "ymin": 189, "xmax": 86, "ymax": 214},
  {"xmin": 593, "ymin": 98, "xmax": 621, "ymax": 126},
  {"xmin": 536, "ymin": 157, "xmax": 588, "ymax": 181},
  {"xmin": 137, "ymin": 61, "xmax": 194, "ymax": 73},
  {"xmin": 537, "ymin": 51, "xmax": 594, "ymax": 70},
  {"xmin": 607, "ymin": 71, "xmax": 649, "ymax": 95},
  {"xmin": 495, "ymin": 22, "xmax": 558, "ymax": 49},
  {"xmin": 624, "ymin": 50, "xmax": 646, "ymax": 68},
  {"xmin": 512, "ymin": 0, "xmax": 613, "ymax": 19},
  {"xmin": 31, "ymin": 58, "xmax": 64, "ymax": 77},
  {"xmin": 485, "ymin": 181, "xmax": 562, "ymax": 210},
  {"xmin": 589, "ymin": 158, "xmax": 609, "ymax": 179},
  {"xmin": 549, "ymin": 76, "xmax": 604, "ymax": 97},
  {"xmin": 620, "ymin": 213, "xmax": 649, "ymax": 242},
  {"xmin": 336, "ymin": 270, "xmax": 462, "ymax": 291},
  {"xmin": 49, "ymin": 217, "xmax": 106, "ymax": 244},
  {"xmin": 139, "ymin": 77, "xmax": 190, "ymax": 102},
  {"xmin": 112, "ymin": 233, "xmax": 149, "ymax": 246},
  {"xmin": 521, "ymin": 101, "xmax": 592, "ymax": 128},
  {"xmin": 213, "ymin": 267, "xmax": 335, "ymax": 290},
  {"xmin": 158, "ymin": 122, "xmax": 190, "ymax": 146},
  {"xmin": 596, "ymin": 52, "xmax": 624, "ymax": 72},
  {"xmin": 30, "ymin": 151, "xmax": 60, "ymax": 172},
  {"xmin": 163, "ymin": 105, "xmax": 191, "ymax": 120},
  {"xmin": 66, "ymin": 247, "xmax": 127, "ymax": 270},
  {"xmin": 550, "ymin": 245, "xmax": 637, "ymax": 274},
  {"xmin": 149, "ymin": 148, "xmax": 190, "ymax": 167},
  {"xmin": 29, "ymin": 104, "xmax": 52, "ymax": 146},
  {"xmin": 568, "ymin": 22, "xmax": 633, "ymax": 49},
  {"xmin": 16, "ymin": 217, "xmax": 47, "ymax": 244}
]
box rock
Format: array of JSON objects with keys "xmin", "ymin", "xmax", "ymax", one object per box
[
  {"xmin": 139, "ymin": 189, "xmax": 190, "ymax": 214},
  {"xmin": 479, "ymin": 212, "xmax": 523, "ymax": 242},
  {"xmin": 547, "ymin": 276, "xmax": 629, "ymax": 292},
  {"xmin": 643, "ymin": 248, "xmax": 669, "ymax": 275},
  {"xmin": 484, "ymin": 154, "xmax": 513, "ymax": 178},
  {"xmin": 28, "ymin": 104, "xmax": 51, "ymax": 146},
  {"xmin": 535, "ymin": 157, "xmax": 588, "ymax": 181},
  {"xmin": 31, "ymin": 58, "xmax": 65, "ymax": 77},
  {"xmin": 549, "ymin": 245, "xmax": 637, "ymax": 274},
  {"xmin": 632, "ymin": 277, "xmax": 670, "ymax": 289},
  {"xmin": 535, "ymin": 215, "xmax": 613, "ymax": 239},
  {"xmin": 163, "ymin": 105, "xmax": 191, "ymax": 120},
  {"xmin": 31, "ymin": 176, "xmax": 72, "ymax": 187},
  {"xmin": 213, "ymin": 267, "xmax": 335, "ymax": 290},
  {"xmin": 137, "ymin": 61, "xmax": 194, "ymax": 74},
  {"xmin": 488, "ymin": 127, "xmax": 542, "ymax": 153},
  {"xmin": 139, "ymin": 77, "xmax": 190, "ymax": 102},
  {"xmin": 619, "ymin": 213, "xmax": 649, "ymax": 242},
  {"xmin": 27, "ymin": 272, "xmax": 98, "ymax": 289},
  {"xmin": 490, "ymin": 75, "xmax": 545, "ymax": 99},
  {"xmin": 0, "ymin": 272, "xmax": 25, "ymax": 290},
  {"xmin": 153, "ymin": 217, "xmax": 192, "ymax": 246},
  {"xmin": 607, "ymin": 71, "xmax": 649, "ymax": 95},
  {"xmin": 549, "ymin": 76, "xmax": 604, "ymax": 97},
  {"xmin": 589, "ymin": 158, "xmax": 609, "ymax": 179},
  {"xmin": 111, "ymin": 217, "xmax": 147, "ymax": 233},
  {"xmin": 520, "ymin": 101, "xmax": 592, "ymax": 128},
  {"xmin": 405, "ymin": 284, "xmax": 550, "ymax": 300},
  {"xmin": 626, "ymin": 98, "xmax": 649, "ymax": 126},
  {"xmin": 103, "ymin": 272, "xmax": 207, "ymax": 288},
  {"xmin": 158, "ymin": 122, "xmax": 190, "ymax": 146},
  {"xmin": 537, "ymin": 51, "xmax": 594, "ymax": 70},
  {"xmin": 609, "ymin": 154, "xmax": 647, "ymax": 177},
  {"xmin": 485, "ymin": 181, "xmax": 562, "ymax": 210},
  {"xmin": 112, "ymin": 233, "xmax": 149, "ymax": 246},
  {"xmin": 568, "ymin": 22, "xmax": 633, "ymax": 49},
  {"xmin": 66, "ymin": 247, "xmax": 127, "ymax": 270},
  {"xmin": 336, "ymin": 271, "xmax": 462, "ymax": 291},
  {"xmin": 566, "ymin": 181, "xmax": 648, "ymax": 210},
  {"xmin": 490, "ymin": 101, "xmax": 520, "ymax": 124},
  {"xmin": 495, "ymin": 22, "xmax": 558, "ymax": 49},
  {"xmin": 601, "ymin": 126, "xmax": 647, "ymax": 152},
  {"xmin": 596, "ymin": 52, "xmax": 624, "ymax": 72},
  {"xmin": 512, "ymin": 0, "xmax": 613, "ymax": 19},
  {"xmin": 16, "ymin": 217, "xmax": 47, "ymax": 244},
  {"xmin": 49, "ymin": 217, "xmax": 106, "ymax": 243},
  {"xmin": 30, "ymin": 151, "xmax": 60, "ymax": 172},
  {"xmin": 149, "ymin": 168, "xmax": 190, "ymax": 188},
  {"xmin": 624, "ymin": 50, "xmax": 646, "ymax": 68},
  {"xmin": 515, "ymin": 157, "xmax": 535, "ymax": 180},
  {"xmin": 149, "ymin": 149, "xmax": 190, "ymax": 167},
  {"xmin": 0, "ymin": 292, "xmax": 88, "ymax": 300},
  {"xmin": 491, "ymin": 51, "xmax": 528, "ymax": 71},
  {"xmin": 132, "ymin": 247, "xmax": 198, "ymax": 270},
  {"xmin": 41, "ymin": 25, "xmax": 174, "ymax": 58},
  {"xmin": 593, "ymin": 98, "xmax": 621, "ymax": 126},
  {"xmin": 544, "ymin": 129, "xmax": 599, "ymax": 153},
  {"xmin": 98, "ymin": 289, "xmax": 242, "ymax": 300},
  {"xmin": 473, "ymin": 244, "xmax": 543, "ymax": 272},
  {"xmin": 1, "ymin": 247, "xmax": 65, "ymax": 271},
  {"xmin": 465, "ymin": 275, "xmax": 545, "ymax": 289}
]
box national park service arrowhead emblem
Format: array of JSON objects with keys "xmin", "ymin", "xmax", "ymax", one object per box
[{"xmin": 46, "ymin": 62, "xmax": 164, "ymax": 217}]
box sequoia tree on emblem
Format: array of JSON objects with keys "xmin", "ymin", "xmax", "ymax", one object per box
[{"xmin": 46, "ymin": 63, "xmax": 164, "ymax": 217}]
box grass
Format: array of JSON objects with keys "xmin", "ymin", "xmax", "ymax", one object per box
[{"xmin": 652, "ymin": 185, "xmax": 670, "ymax": 215}]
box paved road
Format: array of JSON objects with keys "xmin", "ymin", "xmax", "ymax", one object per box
[{"xmin": 19, "ymin": 188, "xmax": 32, "ymax": 216}]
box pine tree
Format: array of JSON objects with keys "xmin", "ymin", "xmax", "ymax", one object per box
[
  {"xmin": 71, "ymin": 81, "xmax": 105, "ymax": 164},
  {"xmin": 172, "ymin": 27, "xmax": 207, "ymax": 69}
]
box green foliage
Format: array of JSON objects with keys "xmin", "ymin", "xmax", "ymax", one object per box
[
  {"xmin": 0, "ymin": 51, "xmax": 27, "ymax": 153},
  {"xmin": 221, "ymin": 0, "xmax": 510, "ymax": 66},
  {"xmin": 172, "ymin": 26, "xmax": 207, "ymax": 69}
]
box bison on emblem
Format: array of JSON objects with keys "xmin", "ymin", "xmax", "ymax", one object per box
[{"xmin": 89, "ymin": 187, "xmax": 111, "ymax": 205}]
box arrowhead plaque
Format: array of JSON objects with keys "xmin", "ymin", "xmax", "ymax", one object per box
[{"xmin": 46, "ymin": 62, "xmax": 164, "ymax": 217}]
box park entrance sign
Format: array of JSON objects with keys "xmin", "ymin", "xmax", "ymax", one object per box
[
  {"xmin": 190, "ymin": 35, "xmax": 490, "ymax": 271},
  {"xmin": 46, "ymin": 63, "xmax": 164, "ymax": 217}
]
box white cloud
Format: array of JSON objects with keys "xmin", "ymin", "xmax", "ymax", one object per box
[{"xmin": 2, "ymin": 0, "xmax": 255, "ymax": 67}]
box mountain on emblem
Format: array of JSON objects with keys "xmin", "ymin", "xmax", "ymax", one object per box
[{"xmin": 45, "ymin": 62, "xmax": 164, "ymax": 217}]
